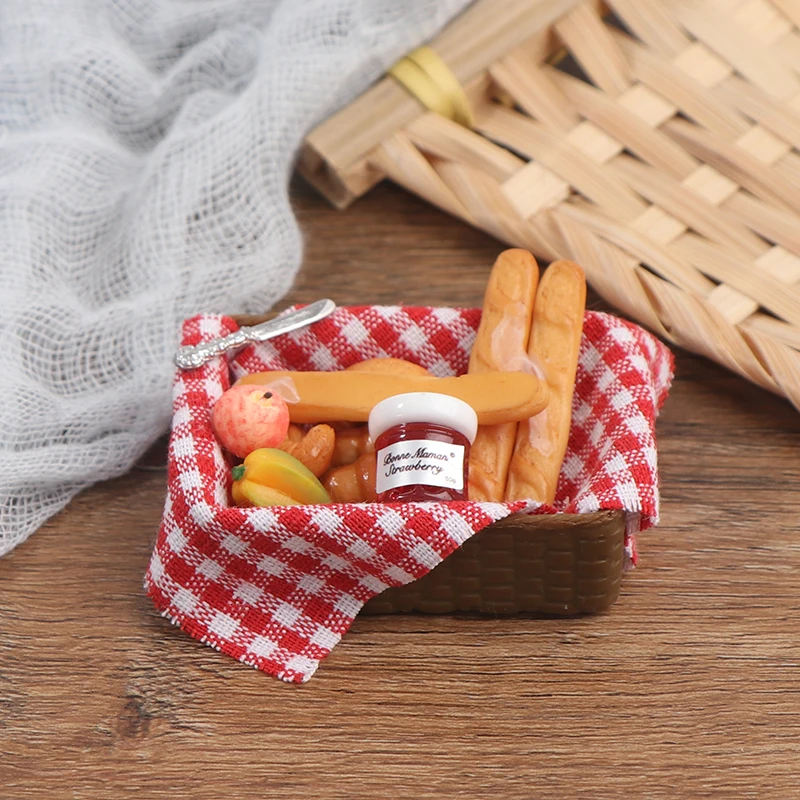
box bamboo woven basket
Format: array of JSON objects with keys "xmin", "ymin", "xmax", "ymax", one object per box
[{"xmin": 301, "ymin": 0, "xmax": 800, "ymax": 412}]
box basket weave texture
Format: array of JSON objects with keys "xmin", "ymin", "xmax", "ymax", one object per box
[
  {"xmin": 362, "ymin": 509, "xmax": 625, "ymax": 615},
  {"xmin": 302, "ymin": 0, "xmax": 800, "ymax": 412}
]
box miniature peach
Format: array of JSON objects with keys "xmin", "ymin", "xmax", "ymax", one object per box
[{"xmin": 211, "ymin": 384, "xmax": 290, "ymax": 458}]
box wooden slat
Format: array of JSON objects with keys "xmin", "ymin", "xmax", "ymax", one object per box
[
  {"xmin": 665, "ymin": 119, "xmax": 800, "ymax": 213},
  {"xmin": 734, "ymin": 0, "xmax": 794, "ymax": 42},
  {"xmin": 370, "ymin": 133, "xmax": 477, "ymax": 225},
  {"xmin": 554, "ymin": 2, "xmax": 632, "ymax": 95},
  {"xmin": 611, "ymin": 30, "xmax": 749, "ymax": 138},
  {"xmin": 637, "ymin": 269, "xmax": 778, "ymax": 391},
  {"xmin": 477, "ymin": 106, "xmax": 648, "ymax": 220},
  {"xmin": 672, "ymin": 0, "xmax": 800, "ymax": 98},
  {"xmin": 772, "ymin": 0, "xmax": 800, "ymax": 28},
  {"xmin": 558, "ymin": 201, "xmax": 717, "ymax": 296},
  {"xmin": 434, "ymin": 160, "xmax": 557, "ymax": 254},
  {"xmin": 717, "ymin": 76, "xmax": 800, "ymax": 151},
  {"xmin": 612, "ymin": 156, "xmax": 766, "ymax": 258},
  {"xmin": 724, "ymin": 191, "xmax": 800, "ymax": 256},
  {"xmin": 406, "ymin": 113, "xmax": 525, "ymax": 182},
  {"xmin": 490, "ymin": 52, "xmax": 580, "ymax": 132},
  {"xmin": 500, "ymin": 161, "xmax": 572, "ymax": 219},
  {"xmin": 549, "ymin": 68, "xmax": 699, "ymax": 179},
  {"xmin": 673, "ymin": 234, "xmax": 800, "ymax": 326},
  {"xmin": 606, "ymin": 0, "xmax": 692, "ymax": 57}
]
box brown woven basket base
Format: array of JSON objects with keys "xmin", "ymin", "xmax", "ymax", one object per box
[{"xmin": 362, "ymin": 509, "xmax": 626, "ymax": 616}]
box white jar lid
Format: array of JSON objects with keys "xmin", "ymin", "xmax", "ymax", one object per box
[{"xmin": 368, "ymin": 392, "xmax": 478, "ymax": 443}]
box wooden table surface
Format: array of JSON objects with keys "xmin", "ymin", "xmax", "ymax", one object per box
[{"xmin": 3, "ymin": 181, "xmax": 800, "ymax": 799}]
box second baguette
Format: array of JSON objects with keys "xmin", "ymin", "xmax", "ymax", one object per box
[{"xmin": 505, "ymin": 260, "xmax": 586, "ymax": 505}]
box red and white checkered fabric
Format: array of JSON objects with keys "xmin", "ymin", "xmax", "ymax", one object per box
[{"xmin": 146, "ymin": 306, "xmax": 673, "ymax": 683}]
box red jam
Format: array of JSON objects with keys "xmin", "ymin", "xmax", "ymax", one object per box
[
  {"xmin": 369, "ymin": 392, "xmax": 478, "ymax": 504},
  {"xmin": 374, "ymin": 422, "xmax": 471, "ymax": 503}
]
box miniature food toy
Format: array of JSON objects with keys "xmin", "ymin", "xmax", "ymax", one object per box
[{"xmin": 212, "ymin": 384, "xmax": 290, "ymax": 459}]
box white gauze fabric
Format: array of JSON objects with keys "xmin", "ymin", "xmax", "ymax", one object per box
[{"xmin": 0, "ymin": 0, "xmax": 473, "ymax": 556}]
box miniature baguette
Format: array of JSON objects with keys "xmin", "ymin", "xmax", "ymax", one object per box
[
  {"xmin": 505, "ymin": 260, "xmax": 586, "ymax": 504},
  {"xmin": 235, "ymin": 370, "xmax": 548, "ymax": 425},
  {"xmin": 346, "ymin": 357, "xmax": 430, "ymax": 377},
  {"xmin": 468, "ymin": 249, "xmax": 539, "ymax": 502}
]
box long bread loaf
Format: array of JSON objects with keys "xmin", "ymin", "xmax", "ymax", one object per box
[
  {"xmin": 467, "ymin": 249, "xmax": 539, "ymax": 502},
  {"xmin": 235, "ymin": 369, "xmax": 547, "ymax": 425},
  {"xmin": 504, "ymin": 260, "xmax": 586, "ymax": 504}
]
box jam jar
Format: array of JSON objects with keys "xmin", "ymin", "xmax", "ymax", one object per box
[{"xmin": 368, "ymin": 392, "xmax": 478, "ymax": 503}]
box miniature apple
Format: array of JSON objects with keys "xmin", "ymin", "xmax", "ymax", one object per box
[{"xmin": 211, "ymin": 385, "xmax": 290, "ymax": 458}]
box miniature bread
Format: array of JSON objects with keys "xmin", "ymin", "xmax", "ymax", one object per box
[
  {"xmin": 346, "ymin": 357, "xmax": 430, "ymax": 377},
  {"xmin": 467, "ymin": 249, "xmax": 539, "ymax": 502},
  {"xmin": 235, "ymin": 370, "xmax": 548, "ymax": 425},
  {"xmin": 505, "ymin": 260, "xmax": 586, "ymax": 504},
  {"xmin": 331, "ymin": 426, "xmax": 373, "ymax": 467},
  {"xmin": 282, "ymin": 424, "xmax": 305, "ymax": 445},
  {"xmin": 278, "ymin": 424, "xmax": 336, "ymax": 477},
  {"xmin": 323, "ymin": 453, "xmax": 377, "ymax": 503}
]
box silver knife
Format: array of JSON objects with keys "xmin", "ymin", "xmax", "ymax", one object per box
[{"xmin": 174, "ymin": 298, "xmax": 336, "ymax": 370}]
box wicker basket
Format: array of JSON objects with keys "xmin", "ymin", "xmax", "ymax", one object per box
[
  {"xmin": 362, "ymin": 509, "xmax": 625, "ymax": 615},
  {"xmin": 301, "ymin": 0, "xmax": 800, "ymax": 413}
]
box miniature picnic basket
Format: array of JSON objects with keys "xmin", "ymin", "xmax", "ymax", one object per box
[{"xmin": 147, "ymin": 304, "xmax": 672, "ymax": 682}]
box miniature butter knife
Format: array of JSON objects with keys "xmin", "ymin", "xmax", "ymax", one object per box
[{"xmin": 174, "ymin": 298, "xmax": 336, "ymax": 370}]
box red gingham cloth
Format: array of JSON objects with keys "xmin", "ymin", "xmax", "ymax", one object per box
[{"xmin": 145, "ymin": 306, "xmax": 673, "ymax": 683}]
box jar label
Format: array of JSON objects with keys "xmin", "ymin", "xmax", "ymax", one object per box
[{"xmin": 376, "ymin": 439, "xmax": 465, "ymax": 494}]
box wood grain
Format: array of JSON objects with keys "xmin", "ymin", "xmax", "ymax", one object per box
[{"xmin": 2, "ymin": 181, "xmax": 800, "ymax": 799}]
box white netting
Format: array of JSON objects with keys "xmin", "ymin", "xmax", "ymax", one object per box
[{"xmin": 0, "ymin": 0, "xmax": 472, "ymax": 556}]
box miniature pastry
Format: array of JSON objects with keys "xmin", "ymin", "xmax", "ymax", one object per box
[
  {"xmin": 331, "ymin": 425, "xmax": 373, "ymax": 467},
  {"xmin": 505, "ymin": 260, "xmax": 586, "ymax": 504},
  {"xmin": 346, "ymin": 357, "xmax": 431, "ymax": 377},
  {"xmin": 277, "ymin": 424, "xmax": 336, "ymax": 477},
  {"xmin": 322, "ymin": 453, "xmax": 377, "ymax": 503}
]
